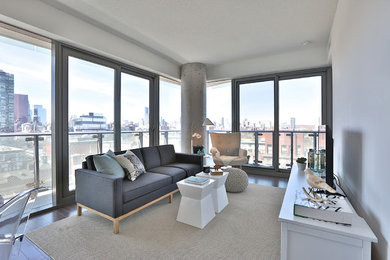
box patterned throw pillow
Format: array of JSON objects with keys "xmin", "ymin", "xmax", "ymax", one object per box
[
  {"xmin": 123, "ymin": 150, "xmax": 146, "ymax": 181},
  {"xmin": 114, "ymin": 155, "xmax": 136, "ymax": 181}
]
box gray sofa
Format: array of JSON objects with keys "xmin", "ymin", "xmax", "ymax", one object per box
[{"xmin": 75, "ymin": 144, "xmax": 202, "ymax": 233}]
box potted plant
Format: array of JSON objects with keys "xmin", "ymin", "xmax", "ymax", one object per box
[{"xmin": 296, "ymin": 157, "xmax": 307, "ymax": 171}]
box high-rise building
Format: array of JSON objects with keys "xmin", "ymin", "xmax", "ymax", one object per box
[
  {"xmin": 290, "ymin": 117, "xmax": 296, "ymax": 129},
  {"xmin": 144, "ymin": 107, "xmax": 149, "ymax": 126},
  {"xmin": 73, "ymin": 112, "xmax": 107, "ymax": 131},
  {"xmin": 0, "ymin": 70, "xmax": 15, "ymax": 132},
  {"xmin": 33, "ymin": 104, "xmax": 47, "ymax": 125},
  {"xmin": 14, "ymin": 94, "xmax": 30, "ymax": 125}
]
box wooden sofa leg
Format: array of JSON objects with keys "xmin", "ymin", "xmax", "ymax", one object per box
[
  {"xmin": 113, "ymin": 219, "xmax": 119, "ymax": 234},
  {"xmin": 169, "ymin": 193, "xmax": 173, "ymax": 204},
  {"xmin": 77, "ymin": 204, "xmax": 82, "ymax": 216}
]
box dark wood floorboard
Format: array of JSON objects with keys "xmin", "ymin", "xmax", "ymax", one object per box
[{"xmin": 18, "ymin": 174, "xmax": 288, "ymax": 259}]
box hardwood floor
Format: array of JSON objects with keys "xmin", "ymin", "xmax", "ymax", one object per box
[{"xmin": 16, "ymin": 174, "xmax": 288, "ymax": 259}]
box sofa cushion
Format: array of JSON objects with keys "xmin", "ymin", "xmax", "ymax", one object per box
[
  {"xmin": 93, "ymin": 154, "xmax": 125, "ymax": 178},
  {"xmin": 157, "ymin": 145, "xmax": 176, "ymax": 165},
  {"xmin": 130, "ymin": 148, "xmax": 144, "ymax": 164},
  {"xmin": 148, "ymin": 166, "xmax": 186, "ymax": 183},
  {"xmin": 122, "ymin": 173, "xmax": 171, "ymax": 203},
  {"xmin": 166, "ymin": 163, "xmax": 202, "ymax": 177},
  {"xmin": 141, "ymin": 147, "xmax": 161, "ymax": 170}
]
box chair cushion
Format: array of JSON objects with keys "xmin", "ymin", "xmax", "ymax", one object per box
[
  {"xmin": 93, "ymin": 154, "xmax": 125, "ymax": 178},
  {"xmin": 157, "ymin": 145, "xmax": 176, "ymax": 165},
  {"xmin": 166, "ymin": 163, "xmax": 202, "ymax": 177},
  {"xmin": 148, "ymin": 166, "xmax": 186, "ymax": 183},
  {"xmin": 122, "ymin": 173, "xmax": 172, "ymax": 203},
  {"xmin": 141, "ymin": 147, "xmax": 161, "ymax": 170},
  {"xmin": 213, "ymin": 156, "xmax": 248, "ymax": 166}
]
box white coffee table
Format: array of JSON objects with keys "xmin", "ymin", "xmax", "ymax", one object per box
[
  {"xmin": 176, "ymin": 178, "xmax": 215, "ymax": 229},
  {"xmin": 196, "ymin": 171, "xmax": 229, "ymax": 213}
]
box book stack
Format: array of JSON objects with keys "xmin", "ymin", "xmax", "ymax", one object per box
[
  {"xmin": 294, "ymin": 190, "xmax": 353, "ymax": 225},
  {"xmin": 184, "ymin": 176, "xmax": 210, "ymax": 185}
]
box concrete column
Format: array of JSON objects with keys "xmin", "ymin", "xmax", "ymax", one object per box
[{"xmin": 181, "ymin": 63, "xmax": 207, "ymax": 153}]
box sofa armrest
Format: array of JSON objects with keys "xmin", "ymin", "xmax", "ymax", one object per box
[
  {"xmin": 239, "ymin": 148, "xmax": 247, "ymax": 157},
  {"xmin": 175, "ymin": 153, "xmax": 203, "ymax": 166},
  {"xmin": 75, "ymin": 169, "xmax": 123, "ymax": 218}
]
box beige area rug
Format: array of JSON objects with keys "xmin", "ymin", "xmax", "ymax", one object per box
[{"xmin": 27, "ymin": 184, "xmax": 285, "ymax": 260}]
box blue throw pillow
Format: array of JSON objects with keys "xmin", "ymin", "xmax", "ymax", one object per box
[{"xmin": 93, "ymin": 153, "xmax": 125, "ymax": 178}]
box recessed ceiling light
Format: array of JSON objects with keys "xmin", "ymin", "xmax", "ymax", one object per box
[{"xmin": 302, "ymin": 41, "xmax": 312, "ymax": 46}]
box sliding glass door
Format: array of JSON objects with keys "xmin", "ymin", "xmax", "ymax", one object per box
[
  {"xmin": 235, "ymin": 70, "xmax": 329, "ymax": 172},
  {"xmin": 121, "ymin": 72, "xmax": 150, "ymax": 150},
  {"xmin": 67, "ymin": 56, "xmax": 115, "ymax": 191},
  {"xmin": 239, "ymin": 80, "xmax": 274, "ymax": 166},
  {"xmin": 279, "ymin": 76, "xmax": 323, "ymax": 169}
]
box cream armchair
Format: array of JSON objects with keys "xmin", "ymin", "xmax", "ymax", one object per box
[{"xmin": 210, "ymin": 132, "xmax": 248, "ymax": 167}]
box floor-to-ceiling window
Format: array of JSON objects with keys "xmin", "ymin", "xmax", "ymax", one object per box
[
  {"xmin": 279, "ymin": 76, "xmax": 323, "ymax": 169},
  {"xmin": 159, "ymin": 77, "xmax": 181, "ymax": 151},
  {"xmin": 67, "ymin": 57, "xmax": 115, "ymax": 191},
  {"xmin": 0, "ymin": 23, "xmax": 53, "ymax": 208},
  {"xmin": 235, "ymin": 69, "xmax": 330, "ymax": 172},
  {"xmin": 239, "ymin": 80, "xmax": 274, "ymax": 166},
  {"xmin": 121, "ymin": 72, "xmax": 150, "ymax": 150},
  {"xmin": 206, "ymin": 80, "xmax": 232, "ymax": 152}
]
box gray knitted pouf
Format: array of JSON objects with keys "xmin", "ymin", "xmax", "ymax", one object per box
[{"xmin": 225, "ymin": 168, "xmax": 248, "ymax": 193}]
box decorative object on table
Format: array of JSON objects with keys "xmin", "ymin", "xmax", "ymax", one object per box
[
  {"xmin": 296, "ymin": 157, "xmax": 307, "ymax": 171},
  {"xmin": 307, "ymin": 149, "xmax": 326, "ymax": 177},
  {"xmin": 210, "ymin": 132, "xmax": 248, "ymax": 168},
  {"xmin": 302, "ymin": 168, "xmax": 337, "ymax": 203},
  {"xmin": 203, "ymin": 165, "xmax": 211, "ymax": 173},
  {"xmin": 213, "ymin": 164, "xmax": 222, "ymax": 170},
  {"xmin": 211, "ymin": 164, "xmax": 223, "ymax": 175},
  {"xmin": 224, "ymin": 168, "xmax": 248, "ymax": 193},
  {"xmin": 184, "ymin": 176, "xmax": 210, "ymax": 185},
  {"xmin": 294, "ymin": 190, "xmax": 353, "ymax": 225}
]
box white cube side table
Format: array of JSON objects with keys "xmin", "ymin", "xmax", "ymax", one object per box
[
  {"xmin": 196, "ymin": 172, "xmax": 229, "ymax": 213},
  {"xmin": 176, "ymin": 179, "xmax": 215, "ymax": 229}
]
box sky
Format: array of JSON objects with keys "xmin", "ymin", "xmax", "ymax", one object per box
[
  {"xmin": 239, "ymin": 77, "xmax": 322, "ymax": 127},
  {"xmin": 0, "ymin": 33, "xmax": 321, "ymax": 132},
  {"xmin": 0, "ymin": 35, "xmax": 51, "ymax": 121}
]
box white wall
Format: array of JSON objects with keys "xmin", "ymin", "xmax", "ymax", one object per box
[
  {"xmin": 0, "ymin": 0, "xmax": 180, "ymax": 79},
  {"xmin": 330, "ymin": 1, "xmax": 390, "ymax": 259}
]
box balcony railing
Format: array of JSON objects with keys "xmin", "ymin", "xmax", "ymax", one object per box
[
  {"xmin": 0, "ymin": 130, "xmax": 181, "ymax": 204},
  {"xmin": 206, "ymin": 129, "xmax": 326, "ymax": 170}
]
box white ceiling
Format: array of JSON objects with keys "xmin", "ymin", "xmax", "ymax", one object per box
[{"xmin": 44, "ymin": 0, "xmax": 338, "ymax": 70}]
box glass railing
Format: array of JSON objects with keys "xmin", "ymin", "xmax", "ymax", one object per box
[
  {"xmin": 206, "ymin": 130, "xmax": 325, "ymax": 170},
  {"xmin": 0, "ymin": 132, "xmax": 52, "ymax": 209},
  {"xmin": 1, "ymin": 130, "xmax": 181, "ymax": 206},
  {"xmin": 159, "ymin": 130, "xmax": 182, "ymax": 152}
]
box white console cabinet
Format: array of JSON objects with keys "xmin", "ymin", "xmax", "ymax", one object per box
[{"xmin": 279, "ymin": 166, "xmax": 377, "ymax": 260}]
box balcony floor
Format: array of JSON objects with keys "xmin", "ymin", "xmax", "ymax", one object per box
[{"xmin": 15, "ymin": 174, "xmax": 288, "ymax": 259}]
